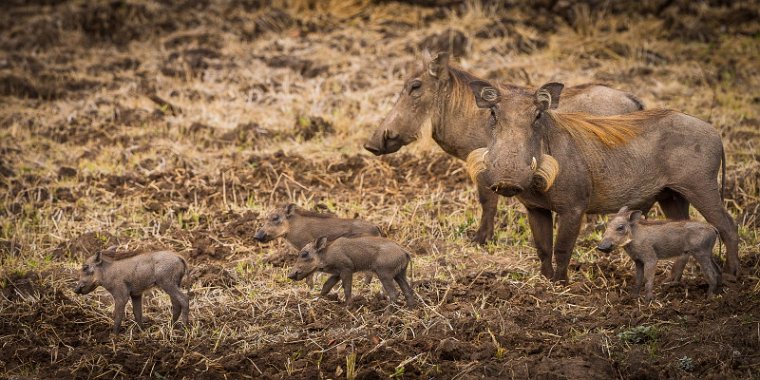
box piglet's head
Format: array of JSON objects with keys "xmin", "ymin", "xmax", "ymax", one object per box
[{"xmin": 288, "ymin": 236, "xmax": 328, "ymax": 281}]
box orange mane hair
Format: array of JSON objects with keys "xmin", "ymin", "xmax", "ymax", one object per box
[{"xmin": 547, "ymin": 109, "xmax": 673, "ymax": 147}]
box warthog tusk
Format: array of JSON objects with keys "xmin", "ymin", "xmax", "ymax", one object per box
[
  {"xmin": 466, "ymin": 148, "xmax": 489, "ymax": 183},
  {"xmin": 530, "ymin": 156, "xmax": 537, "ymax": 171},
  {"xmin": 535, "ymin": 154, "xmax": 559, "ymax": 192}
]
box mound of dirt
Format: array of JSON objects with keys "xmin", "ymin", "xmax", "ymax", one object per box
[
  {"xmin": 188, "ymin": 235, "xmax": 232, "ymax": 262},
  {"xmin": 52, "ymin": 231, "xmax": 119, "ymax": 260},
  {"xmin": 0, "ymin": 74, "xmax": 60, "ymax": 100},
  {"xmin": 0, "ymin": 271, "xmax": 39, "ymax": 301},
  {"xmin": 294, "ymin": 115, "xmax": 334, "ymax": 141},
  {"xmin": 185, "ymin": 263, "xmax": 237, "ymax": 288}
]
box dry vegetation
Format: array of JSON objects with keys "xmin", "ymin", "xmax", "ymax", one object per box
[{"xmin": 1, "ymin": 0, "xmax": 759, "ymax": 378}]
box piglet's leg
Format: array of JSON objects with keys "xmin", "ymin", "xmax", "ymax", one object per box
[
  {"xmin": 377, "ymin": 274, "xmax": 400, "ymax": 303},
  {"xmin": 112, "ymin": 291, "xmax": 128, "ymax": 334},
  {"xmin": 131, "ymin": 294, "xmax": 143, "ymax": 327},
  {"xmin": 320, "ymin": 274, "xmax": 340, "ymax": 297},
  {"xmin": 669, "ymin": 256, "xmax": 689, "ymax": 283},
  {"xmin": 632, "ymin": 260, "xmax": 644, "ymax": 298},
  {"xmin": 643, "ymin": 260, "xmax": 657, "ymax": 302},
  {"xmin": 395, "ymin": 273, "xmax": 418, "ymax": 308},
  {"xmin": 363, "ymin": 272, "xmax": 374, "ymax": 286},
  {"xmin": 340, "ymin": 271, "xmax": 353, "ymax": 306},
  {"xmin": 695, "ymin": 253, "xmax": 720, "ymax": 297}
]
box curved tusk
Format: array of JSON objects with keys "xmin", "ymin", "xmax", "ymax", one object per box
[{"xmin": 530, "ymin": 156, "xmax": 537, "ymax": 171}]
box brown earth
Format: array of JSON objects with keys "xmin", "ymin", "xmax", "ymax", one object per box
[{"xmin": 1, "ymin": 0, "xmax": 759, "ymax": 379}]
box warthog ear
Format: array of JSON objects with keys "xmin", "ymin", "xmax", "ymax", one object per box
[
  {"xmin": 424, "ymin": 50, "xmax": 449, "ymax": 79},
  {"xmin": 315, "ymin": 236, "xmax": 328, "ymax": 252},
  {"xmin": 618, "ymin": 206, "xmax": 629, "ymax": 214},
  {"xmin": 285, "ymin": 203, "xmax": 296, "ymax": 217},
  {"xmin": 469, "ymin": 80, "xmax": 501, "ymax": 109},
  {"xmin": 93, "ymin": 251, "xmax": 103, "ymax": 266},
  {"xmin": 628, "ymin": 210, "xmax": 643, "ymax": 223},
  {"xmin": 535, "ymin": 82, "xmax": 564, "ymax": 111}
]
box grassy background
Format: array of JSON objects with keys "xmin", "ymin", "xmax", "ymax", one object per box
[{"xmin": 1, "ymin": 0, "xmax": 759, "ymax": 378}]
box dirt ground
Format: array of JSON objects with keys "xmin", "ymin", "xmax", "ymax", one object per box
[{"xmin": 1, "ymin": 0, "xmax": 759, "ymax": 379}]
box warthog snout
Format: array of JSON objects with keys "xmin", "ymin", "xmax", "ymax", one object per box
[
  {"xmin": 363, "ymin": 143, "xmax": 382, "ymax": 156},
  {"xmin": 596, "ymin": 240, "xmax": 614, "ymax": 253},
  {"xmin": 253, "ymin": 230, "xmax": 268, "ymax": 242},
  {"xmin": 73, "ymin": 284, "xmax": 82, "ymax": 294},
  {"xmin": 287, "ymin": 269, "xmax": 301, "ymax": 281},
  {"xmin": 489, "ymin": 182, "xmax": 523, "ymax": 197}
]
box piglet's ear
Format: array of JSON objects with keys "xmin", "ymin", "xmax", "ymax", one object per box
[
  {"xmin": 315, "ymin": 236, "xmax": 328, "ymax": 252},
  {"xmin": 285, "ymin": 203, "xmax": 296, "ymax": 217},
  {"xmin": 94, "ymin": 251, "xmax": 103, "ymax": 266},
  {"xmin": 628, "ymin": 210, "xmax": 642, "ymax": 223},
  {"xmin": 617, "ymin": 206, "xmax": 629, "ymax": 214}
]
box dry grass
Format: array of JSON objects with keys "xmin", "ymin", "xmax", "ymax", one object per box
[{"xmin": 1, "ymin": 0, "xmax": 759, "ymax": 378}]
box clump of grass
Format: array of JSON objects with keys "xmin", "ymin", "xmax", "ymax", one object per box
[
  {"xmin": 678, "ymin": 356, "xmax": 695, "ymax": 372},
  {"xmin": 618, "ymin": 325, "xmax": 658, "ymax": 344}
]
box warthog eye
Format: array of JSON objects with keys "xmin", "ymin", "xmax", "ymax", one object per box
[
  {"xmin": 616, "ymin": 224, "xmax": 625, "ymax": 232},
  {"xmin": 409, "ymin": 80, "xmax": 421, "ymax": 93},
  {"xmin": 299, "ymin": 251, "xmax": 309, "ymax": 258}
]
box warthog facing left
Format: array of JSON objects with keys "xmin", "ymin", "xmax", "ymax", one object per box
[
  {"xmin": 364, "ymin": 51, "xmax": 644, "ymax": 244},
  {"xmin": 466, "ymin": 80, "xmax": 738, "ymax": 283},
  {"xmin": 597, "ymin": 206, "xmax": 721, "ymax": 301},
  {"xmin": 288, "ymin": 236, "xmax": 418, "ymax": 308},
  {"xmin": 74, "ymin": 249, "xmax": 190, "ymax": 333}
]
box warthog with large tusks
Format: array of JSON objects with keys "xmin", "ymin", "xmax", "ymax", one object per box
[
  {"xmin": 364, "ymin": 51, "xmax": 644, "ymax": 244},
  {"xmin": 288, "ymin": 236, "xmax": 418, "ymax": 308},
  {"xmin": 254, "ymin": 203, "xmax": 382, "ymax": 285},
  {"xmin": 466, "ymin": 80, "xmax": 738, "ymax": 283},
  {"xmin": 73, "ymin": 249, "xmax": 189, "ymax": 333},
  {"xmin": 597, "ymin": 206, "xmax": 721, "ymax": 301}
]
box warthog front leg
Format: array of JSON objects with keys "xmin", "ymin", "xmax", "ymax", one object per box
[
  {"xmin": 552, "ymin": 210, "xmax": 584, "ymax": 283},
  {"xmin": 473, "ymin": 181, "xmax": 499, "ymax": 244},
  {"xmin": 527, "ymin": 207, "xmax": 554, "ymax": 279}
]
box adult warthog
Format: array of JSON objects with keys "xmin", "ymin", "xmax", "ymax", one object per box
[
  {"xmin": 364, "ymin": 51, "xmax": 643, "ymax": 244},
  {"xmin": 466, "ymin": 80, "xmax": 739, "ymax": 283}
]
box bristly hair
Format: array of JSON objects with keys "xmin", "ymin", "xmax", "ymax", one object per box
[
  {"xmin": 447, "ymin": 66, "xmax": 530, "ymax": 114},
  {"xmin": 102, "ymin": 249, "xmax": 148, "ymax": 261},
  {"xmin": 547, "ymin": 109, "xmax": 673, "ymax": 147},
  {"xmin": 291, "ymin": 206, "xmax": 338, "ymax": 219}
]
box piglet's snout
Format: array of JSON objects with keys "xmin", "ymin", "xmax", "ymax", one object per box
[
  {"xmin": 287, "ymin": 270, "xmax": 299, "ymax": 280},
  {"xmin": 253, "ymin": 230, "xmax": 267, "ymax": 242},
  {"xmin": 596, "ymin": 240, "xmax": 614, "ymax": 253}
]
